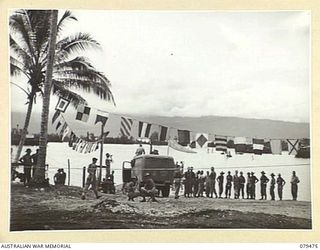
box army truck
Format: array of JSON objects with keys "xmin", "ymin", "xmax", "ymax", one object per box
[{"xmin": 122, "ymin": 154, "xmax": 178, "ymax": 197}]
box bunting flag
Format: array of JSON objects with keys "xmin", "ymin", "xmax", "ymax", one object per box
[
  {"xmin": 159, "ymin": 126, "xmax": 168, "ymax": 141},
  {"xmin": 287, "ymin": 139, "xmax": 300, "ymax": 155},
  {"xmin": 215, "ymin": 135, "xmax": 227, "ymax": 152},
  {"xmin": 138, "ymin": 121, "xmax": 152, "ymax": 138},
  {"xmin": 270, "ymin": 139, "xmax": 282, "ymax": 155},
  {"xmin": 68, "ymin": 132, "xmax": 76, "ymax": 147},
  {"xmin": 62, "ymin": 126, "xmax": 71, "ymax": 141},
  {"xmin": 253, "ymin": 138, "xmax": 264, "ymax": 155},
  {"xmin": 52, "ymin": 110, "xmax": 60, "ymax": 124},
  {"xmin": 120, "ymin": 117, "xmax": 134, "ymax": 137},
  {"xmin": 55, "ymin": 97, "xmax": 70, "ymax": 113},
  {"xmin": 234, "ymin": 137, "xmax": 246, "ymax": 153},
  {"xmin": 58, "ymin": 122, "xmax": 68, "ymax": 136},
  {"xmin": 178, "ymin": 130, "xmax": 190, "ymax": 146},
  {"xmin": 95, "ymin": 110, "xmax": 109, "ymax": 126},
  {"xmin": 168, "ymin": 140, "xmax": 197, "ymax": 153},
  {"xmin": 75, "ymin": 104, "xmax": 91, "ymax": 122},
  {"xmin": 195, "ymin": 133, "xmax": 208, "ymax": 148}
]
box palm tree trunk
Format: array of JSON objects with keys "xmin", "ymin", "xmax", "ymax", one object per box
[
  {"xmin": 14, "ymin": 93, "xmax": 34, "ymax": 163},
  {"xmin": 33, "ymin": 10, "xmax": 58, "ymax": 185}
]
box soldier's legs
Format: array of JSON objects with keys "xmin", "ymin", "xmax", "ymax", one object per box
[
  {"xmin": 212, "ymin": 182, "xmax": 217, "ymax": 197},
  {"xmin": 175, "ymin": 182, "xmax": 181, "ymax": 198},
  {"xmin": 252, "ymin": 186, "xmax": 256, "ymax": 199},
  {"xmin": 219, "ymin": 184, "xmax": 223, "ymax": 197},
  {"xmin": 270, "ymin": 187, "xmax": 275, "ymax": 200}
]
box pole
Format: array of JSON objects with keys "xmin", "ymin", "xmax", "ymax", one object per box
[
  {"xmin": 98, "ymin": 123, "xmax": 105, "ymax": 185},
  {"xmin": 82, "ymin": 166, "xmax": 86, "ymax": 188},
  {"xmin": 67, "ymin": 159, "xmax": 70, "ymax": 186}
]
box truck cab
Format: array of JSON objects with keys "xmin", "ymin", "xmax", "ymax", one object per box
[{"xmin": 122, "ymin": 154, "xmax": 178, "ymax": 197}]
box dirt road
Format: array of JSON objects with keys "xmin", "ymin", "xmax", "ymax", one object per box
[{"xmin": 10, "ymin": 184, "xmax": 312, "ymax": 231}]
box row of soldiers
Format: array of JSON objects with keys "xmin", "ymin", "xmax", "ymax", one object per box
[{"xmin": 173, "ymin": 167, "xmax": 300, "ymax": 201}]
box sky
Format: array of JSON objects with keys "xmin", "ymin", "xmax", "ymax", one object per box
[{"xmin": 10, "ymin": 11, "xmax": 310, "ymax": 123}]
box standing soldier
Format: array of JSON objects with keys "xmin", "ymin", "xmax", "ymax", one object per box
[
  {"xmin": 239, "ymin": 171, "xmax": 246, "ymax": 199},
  {"xmin": 250, "ymin": 172, "xmax": 259, "ymax": 199},
  {"xmin": 205, "ymin": 171, "xmax": 211, "ymax": 198},
  {"xmin": 174, "ymin": 169, "xmax": 183, "ymax": 199},
  {"xmin": 105, "ymin": 153, "xmax": 113, "ymax": 176},
  {"xmin": 233, "ymin": 170, "xmax": 240, "ymax": 199},
  {"xmin": 290, "ymin": 171, "xmax": 300, "ymax": 201},
  {"xmin": 259, "ymin": 171, "xmax": 269, "ymax": 200},
  {"xmin": 184, "ymin": 167, "xmax": 193, "ymax": 198},
  {"xmin": 246, "ymin": 172, "xmax": 251, "ymax": 199},
  {"xmin": 270, "ymin": 173, "xmax": 276, "ymax": 200},
  {"xmin": 30, "ymin": 149, "xmax": 39, "ymax": 178},
  {"xmin": 277, "ymin": 173, "xmax": 286, "ymax": 200},
  {"xmin": 197, "ymin": 170, "xmax": 205, "ymax": 197},
  {"xmin": 190, "ymin": 167, "xmax": 196, "ymax": 197},
  {"xmin": 217, "ymin": 172, "xmax": 225, "ymax": 198},
  {"xmin": 81, "ymin": 158, "xmax": 101, "ymax": 200},
  {"xmin": 225, "ymin": 171, "xmax": 233, "ymax": 199},
  {"xmin": 209, "ymin": 167, "xmax": 218, "ymax": 198},
  {"xmin": 19, "ymin": 148, "xmax": 33, "ymax": 186},
  {"xmin": 193, "ymin": 170, "xmax": 200, "ymax": 198}
]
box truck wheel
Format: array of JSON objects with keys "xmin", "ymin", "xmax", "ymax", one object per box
[{"xmin": 162, "ymin": 185, "xmax": 170, "ymax": 197}]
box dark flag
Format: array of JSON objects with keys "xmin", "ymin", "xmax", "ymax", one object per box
[
  {"xmin": 178, "ymin": 130, "xmax": 190, "ymax": 146},
  {"xmin": 159, "ymin": 126, "xmax": 168, "ymax": 141},
  {"xmin": 95, "ymin": 113, "xmax": 109, "ymax": 126}
]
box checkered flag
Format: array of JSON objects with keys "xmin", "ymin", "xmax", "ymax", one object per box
[{"xmin": 75, "ymin": 104, "xmax": 91, "ymax": 122}]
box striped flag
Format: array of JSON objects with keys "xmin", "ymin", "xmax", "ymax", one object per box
[
  {"xmin": 253, "ymin": 138, "xmax": 264, "ymax": 155},
  {"xmin": 215, "ymin": 135, "xmax": 227, "ymax": 152},
  {"xmin": 234, "ymin": 137, "xmax": 246, "ymax": 153},
  {"xmin": 120, "ymin": 117, "xmax": 133, "ymax": 137},
  {"xmin": 138, "ymin": 121, "xmax": 152, "ymax": 138}
]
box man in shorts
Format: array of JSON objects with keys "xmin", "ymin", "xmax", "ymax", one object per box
[{"xmin": 81, "ymin": 158, "xmax": 101, "ymax": 200}]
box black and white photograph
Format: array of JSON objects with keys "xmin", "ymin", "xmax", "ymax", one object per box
[{"xmin": 9, "ymin": 9, "xmax": 311, "ymax": 231}]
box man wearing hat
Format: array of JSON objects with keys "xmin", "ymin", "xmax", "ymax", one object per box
[
  {"xmin": 225, "ymin": 171, "xmax": 233, "ymax": 199},
  {"xmin": 105, "ymin": 153, "xmax": 113, "ymax": 176},
  {"xmin": 246, "ymin": 172, "xmax": 251, "ymax": 199},
  {"xmin": 233, "ymin": 170, "xmax": 240, "ymax": 199},
  {"xmin": 270, "ymin": 173, "xmax": 276, "ymax": 200},
  {"xmin": 217, "ymin": 172, "xmax": 225, "ymax": 198},
  {"xmin": 290, "ymin": 171, "xmax": 300, "ymax": 201},
  {"xmin": 184, "ymin": 167, "xmax": 193, "ymax": 197},
  {"xmin": 276, "ymin": 173, "xmax": 286, "ymax": 200},
  {"xmin": 140, "ymin": 173, "xmax": 158, "ymax": 202},
  {"xmin": 81, "ymin": 157, "xmax": 101, "ymax": 200},
  {"xmin": 208, "ymin": 167, "xmax": 217, "ymax": 198},
  {"xmin": 19, "ymin": 148, "xmax": 33, "ymax": 186},
  {"xmin": 250, "ymin": 172, "xmax": 259, "ymax": 199},
  {"xmin": 239, "ymin": 171, "xmax": 246, "ymax": 199},
  {"xmin": 259, "ymin": 171, "xmax": 269, "ymax": 200}
]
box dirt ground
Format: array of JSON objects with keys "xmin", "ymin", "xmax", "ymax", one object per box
[{"xmin": 10, "ymin": 183, "xmax": 312, "ymax": 231}]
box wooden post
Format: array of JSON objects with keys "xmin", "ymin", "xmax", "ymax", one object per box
[
  {"xmin": 67, "ymin": 159, "xmax": 70, "ymax": 186},
  {"xmin": 82, "ymin": 166, "xmax": 86, "ymax": 188},
  {"xmin": 98, "ymin": 123, "xmax": 105, "ymax": 185}
]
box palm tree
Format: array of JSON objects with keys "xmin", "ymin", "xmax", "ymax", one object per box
[
  {"xmin": 34, "ymin": 10, "xmax": 58, "ymax": 185},
  {"xmin": 10, "ymin": 10, "xmax": 115, "ymax": 163}
]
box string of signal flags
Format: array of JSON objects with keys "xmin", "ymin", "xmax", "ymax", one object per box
[{"xmin": 52, "ymin": 97, "xmax": 308, "ymax": 155}]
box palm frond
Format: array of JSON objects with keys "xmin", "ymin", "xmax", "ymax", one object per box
[
  {"xmin": 57, "ymin": 10, "xmax": 77, "ymax": 37},
  {"xmin": 10, "ymin": 56, "xmax": 28, "ymax": 77},
  {"xmin": 10, "ymin": 35, "xmax": 33, "ymax": 68},
  {"xmin": 54, "ymin": 32, "xmax": 101, "ymax": 62},
  {"xmin": 10, "ymin": 11, "xmax": 37, "ymax": 63},
  {"xmin": 52, "ymin": 79, "xmax": 87, "ymax": 107}
]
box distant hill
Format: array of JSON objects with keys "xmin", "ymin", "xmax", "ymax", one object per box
[{"xmin": 11, "ymin": 111, "xmax": 310, "ymax": 140}]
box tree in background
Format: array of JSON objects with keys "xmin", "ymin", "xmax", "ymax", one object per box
[{"xmin": 10, "ymin": 10, "xmax": 115, "ymax": 163}]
